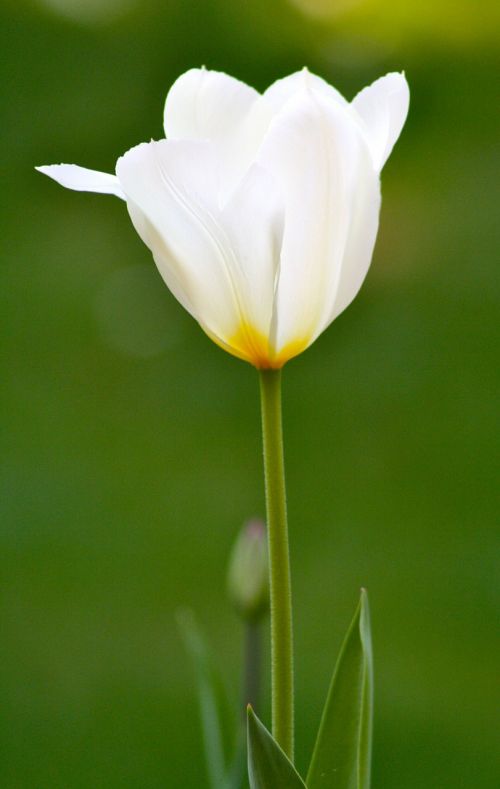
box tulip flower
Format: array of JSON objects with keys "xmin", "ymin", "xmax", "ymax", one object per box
[
  {"xmin": 37, "ymin": 67, "xmax": 409, "ymax": 769},
  {"xmin": 37, "ymin": 67, "xmax": 408, "ymax": 369}
]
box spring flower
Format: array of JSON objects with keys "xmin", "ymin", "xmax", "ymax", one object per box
[{"xmin": 37, "ymin": 68, "xmax": 409, "ymax": 368}]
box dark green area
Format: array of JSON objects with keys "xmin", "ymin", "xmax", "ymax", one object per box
[{"xmin": 1, "ymin": 1, "xmax": 498, "ymax": 787}]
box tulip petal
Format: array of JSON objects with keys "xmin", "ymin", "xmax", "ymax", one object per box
[
  {"xmin": 219, "ymin": 163, "xmax": 284, "ymax": 355},
  {"xmin": 322, "ymin": 158, "xmax": 380, "ymax": 328},
  {"xmin": 164, "ymin": 68, "xmax": 266, "ymax": 200},
  {"xmin": 35, "ymin": 164, "xmax": 126, "ymax": 199},
  {"xmin": 116, "ymin": 140, "xmax": 283, "ymax": 365},
  {"xmin": 117, "ymin": 140, "xmax": 239, "ymax": 342},
  {"xmin": 258, "ymin": 85, "xmax": 379, "ymax": 357},
  {"xmin": 164, "ymin": 67, "xmax": 259, "ymax": 142},
  {"xmin": 352, "ymin": 72, "xmax": 409, "ymax": 171}
]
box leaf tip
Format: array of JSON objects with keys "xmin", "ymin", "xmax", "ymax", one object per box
[{"xmin": 359, "ymin": 588, "xmax": 370, "ymax": 617}]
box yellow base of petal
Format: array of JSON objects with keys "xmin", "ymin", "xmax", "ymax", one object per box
[{"xmin": 204, "ymin": 323, "xmax": 310, "ymax": 369}]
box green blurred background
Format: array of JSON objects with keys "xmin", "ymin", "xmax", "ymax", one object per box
[{"xmin": 1, "ymin": 0, "xmax": 499, "ymax": 786}]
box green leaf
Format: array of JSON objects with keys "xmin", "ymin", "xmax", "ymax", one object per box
[
  {"xmin": 177, "ymin": 609, "xmax": 235, "ymax": 789},
  {"xmin": 306, "ymin": 589, "xmax": 373, "ymax": 789},
  {"xmin": 226, "ymin": 731, "xmax": 247, "ymax": 789},
  {"xmin": 247, "ymin": 706, "xmax": 307, "ymax": 789}
]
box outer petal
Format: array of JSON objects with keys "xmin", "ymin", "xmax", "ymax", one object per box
[
  {"xmin": 351, "ymin": 72, "xmax": 409, "ymax": 171},
  {"xmin": 116, "ymin": 139, "xmax": 283, "ymax": 365},
  {"xmin": 320, "ymin": 155, "xmax": 380, "ymax": 330},
  {"xmin": 35, "ymin": 164, "xmax": 125, "ymax": 199},
  {"xmin": 257, "ymin": 85, "xmax": 378, "ymax": 358},
  {"xmin": 218, "ymin": 163, "xmax": 284, "ymax": 364}
]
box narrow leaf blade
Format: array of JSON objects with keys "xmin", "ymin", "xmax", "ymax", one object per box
[
  {"xmin": 177, "ymin": 609, "xmax": 233, "ymax": 789},
  {"xmin": 307, "ymin": 589, "xmax": 373, "ymax": 789},
  {"xmin": 247, "ymin": 707, "xmax": 307, "ymax": 789}
]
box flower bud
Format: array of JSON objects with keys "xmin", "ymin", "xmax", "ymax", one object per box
[{"xmin": 227, "ymin": 519, "xmax": 269, "ymax": 623}]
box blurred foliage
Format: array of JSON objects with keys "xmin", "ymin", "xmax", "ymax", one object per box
[
  {"xmin": 290, "ymin": 0, "xmax": 500, "ymax": 48},
  {"xmin": 1, "ymin": 0, "xmax": 499, "ymax": 788}
]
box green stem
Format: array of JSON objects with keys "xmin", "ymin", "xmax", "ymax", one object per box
[{"xmin": 259, "ymin": 368, "xmax": 294, "ymax": 760}]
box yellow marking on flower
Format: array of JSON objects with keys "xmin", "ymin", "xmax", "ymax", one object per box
[
  {"xmin": 204, "ymin": 323, "xmax": 311, "ymax": 369},
  {"xmin": 271, "ymin": 335, "xmax": 311, "ymax": 368}
]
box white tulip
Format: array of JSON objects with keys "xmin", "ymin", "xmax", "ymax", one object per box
[{"xmin": 37, "ymin": 68, "xmax": 409, "ymax": 368}]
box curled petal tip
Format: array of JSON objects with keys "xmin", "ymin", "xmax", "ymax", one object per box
[{"xmin": 35, "ymin": 162, "xmax": 126, "ymax": 199}]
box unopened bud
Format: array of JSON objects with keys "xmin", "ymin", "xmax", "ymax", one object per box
[{"xmin": 227, "ymin": 519, "xmax": 269, "ymax": 622}]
